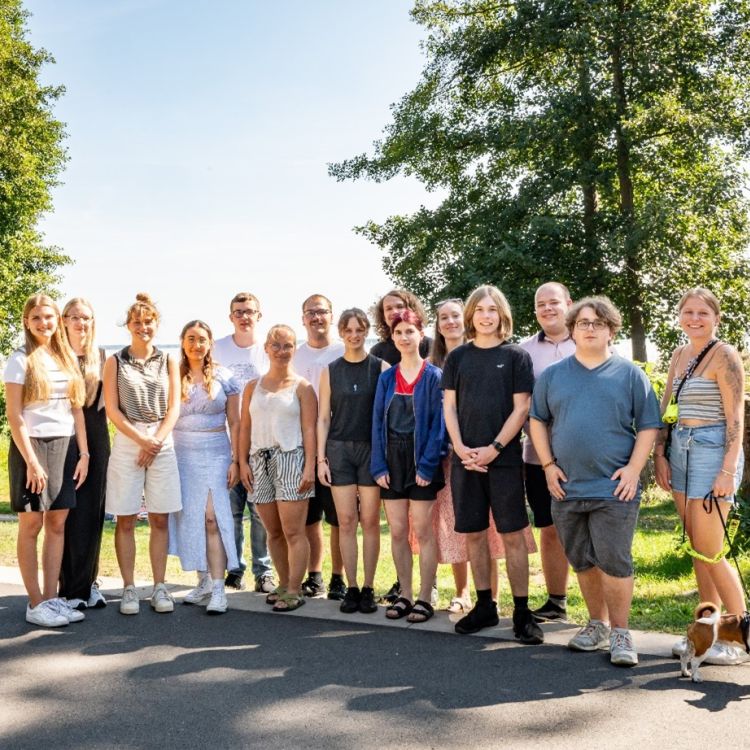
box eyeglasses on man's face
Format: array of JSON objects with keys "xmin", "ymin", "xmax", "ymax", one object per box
[
  {"xmin": 232, "ymin": 309, "xmax": 259, "ymax": 319},
  {"xmin": 303, "ymin": 309, "xmax": 331, "ymax": 319},
  {"xmin": 575, "ymin": 319, "xmax": 608, "ymax": 331}
]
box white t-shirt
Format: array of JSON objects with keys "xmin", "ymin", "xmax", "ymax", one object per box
[
  {"xmin": 292, "ymin": 341, "xmax": 345, "ymax": 397},
  {"xmin": 212, "ymin": 335, "xmax": 269, "ymax": 391},
  {"xmin": 3, "ymin": 349, "xmax": 75, "ymax": 437}
]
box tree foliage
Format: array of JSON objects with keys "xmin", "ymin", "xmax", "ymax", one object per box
[
  {"xmin": 330, "ymin": 0, "xmax": 750, "ymax": 358},
  {"xmin": 0, "ymin": 0, "xmax": 69, "ymax": 354}
]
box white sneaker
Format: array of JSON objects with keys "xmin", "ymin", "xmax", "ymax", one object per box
[
  {"xmin": 671, "ymin": 637, "xmax": 688, "ymax": 658},
  {"xmin": 610, "ymin": 628, "xmax": 639, "ymax": 667},
  {"xmin": 568, "ymin": 620, "xmax": 611, "ymax": 651},
  {"xmin": 87, "ymin": 583, "xmax": 107, "ymax": 609},
  {"xmin": 150, "ymin": 583, "xmax": 175, "ymax": 613},
  {"xmin": 66, "ymin": 597, "xmax": 88, "ymax": 611},
  {"xmin": 183, "ymin": 574, "xmax": 212, "ymax": 606},
  {"xmin": 206, "ymin": 586, "xmax": 228, "ymax": 615},
  {"xmin": 49, "ymin": 598, "xmax": 85, "ymax": 623},
  {"xmin": 26, "ymin": 600, "xmax": 68, "ymax": 628},
  {"xmin": 120, "ymin": 585, "xmax": 140, "ymax": 615},
  {"xmin": 703, "ymin": 641, "xmax": 750, "ymax": 666}
]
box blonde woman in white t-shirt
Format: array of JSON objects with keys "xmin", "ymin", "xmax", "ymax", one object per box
[{"xmin": 3, "ymin": 294, "xmax": 89, "ymax": 628}]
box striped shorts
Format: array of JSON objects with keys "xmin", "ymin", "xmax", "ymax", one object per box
[{"xmin": 251, "ymin": 446, "xmax": 313, "ymax": 503}]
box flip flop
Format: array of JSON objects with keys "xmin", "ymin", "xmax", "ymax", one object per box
[
  {"xmin": 407, "ymin": 599, "xmax": 434, "ymax": 623},
  {"xmin": 385, "ymin": 596, "xmax": 413, "ymax": 619}
]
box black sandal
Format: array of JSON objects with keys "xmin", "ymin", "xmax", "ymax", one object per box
[
  {"xmin": 385, "ymin": 596, "xmax": 413, "ymax": 619},
  {"xmin": 407, "ymin": 600, "xmax": 434, "ymax": 623}
]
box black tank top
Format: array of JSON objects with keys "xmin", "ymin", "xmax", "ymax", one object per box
[{"xmin": 328, "ymin": 354, "xmax": 383, "ymax": 442}]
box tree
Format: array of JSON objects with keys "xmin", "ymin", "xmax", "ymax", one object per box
[
  {"xmin": 0, "ymin": 0, "xmax": 69, "ymax": 355},
  {"xmin": 330, "ymin": 0, "xmax": 750, "ymax": 358}
]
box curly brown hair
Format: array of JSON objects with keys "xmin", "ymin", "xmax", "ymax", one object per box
[{"xmin": 372, "ymin": 289, "xmax": 428, "ymax": 341}]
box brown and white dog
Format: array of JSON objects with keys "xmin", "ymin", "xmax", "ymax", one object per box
[{"xmin": 680, "ymin": 601, "xmax": 750, "ymax": 682}]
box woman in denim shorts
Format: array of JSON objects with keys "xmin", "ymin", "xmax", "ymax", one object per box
[
  {"xmin": 238, "ymin": 325, "xmax": 317, "ymax": 612},
  {"xmin": 654, "ymin": 288, "xmax": 746, "ymax": 654}
]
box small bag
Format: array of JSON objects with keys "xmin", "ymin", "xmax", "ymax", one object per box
[{"xmin": 663, "ymin": 395, "xmax": 679, "ymax": 425}]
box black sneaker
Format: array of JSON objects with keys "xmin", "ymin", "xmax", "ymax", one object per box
[
  {"xmin": 301, "ymin": 576, "xmax": 326, "ymax": 598},
  {"xmin": 327, "ymin": 576, "xmax": 347, "ymax": 601},
  {"xmin": 454, "ymin": 602, "xmax": 499, "ymax": 635},
  {"xmin": 531, "ymin": 598, "xmax": 567, "ymax": 622},
  {"xmin": 340, "ymin": 586, "xmax": 361, "ymax": 613},
  {"xmin": 359, "ymin": 586, "xmax": 378, "ymax": 614},
  {"xmin": 514, "ymin": 608, "xmax": 545, "ymax": 645},
  {"xmin": 224, "ymin": 573, "xmax": 246, "ymax": 591},
  {"xmin": 381, "ymin": 580, "xmax": 401, "ymax": 604}
]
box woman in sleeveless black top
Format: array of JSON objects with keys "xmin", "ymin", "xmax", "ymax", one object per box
[{"xmin": 317, "ymin": 309, "xmax": 388, "ymax": 615}]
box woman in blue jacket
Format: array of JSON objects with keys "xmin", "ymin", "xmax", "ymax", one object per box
[{"xmin": 371, "ymin": 310, "xmax": 445, "ymax": 623}]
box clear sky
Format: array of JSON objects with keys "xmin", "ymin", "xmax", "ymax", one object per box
[{"xmin": 24, "ymin": 1, "xmax": 437, "ymax": 345}]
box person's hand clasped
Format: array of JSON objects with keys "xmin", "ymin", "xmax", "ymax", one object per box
[
  {"xmin": 456, "ymin": 444, "xmax": 487, "ymax": 473},
  {"xmin": 612, "ymin": 464, "xmax": 640, "ymax": 502},
  {"xmin": 137, "ymin": 448, "xmax": 156, "ymax": 468}
]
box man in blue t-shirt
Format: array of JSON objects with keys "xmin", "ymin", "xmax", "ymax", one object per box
[{"xmin": 529, "ymin": 296, "xmax": 662, "ymax": 667}]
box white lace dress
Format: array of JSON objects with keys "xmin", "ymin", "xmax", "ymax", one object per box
[{"xmin": 168, "ymin": 367, "xmax": 240, "ymax": 572}]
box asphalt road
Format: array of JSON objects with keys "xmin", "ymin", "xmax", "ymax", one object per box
[{"xmin": 2, "ymin": 581, "xmax": 749, "ymax": 749}]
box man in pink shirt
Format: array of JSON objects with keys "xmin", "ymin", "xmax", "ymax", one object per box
[{"xmin": 520, "ymin": 282, "xmax": 575, "ymax": 621}]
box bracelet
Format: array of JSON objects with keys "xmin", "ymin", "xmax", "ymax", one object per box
[
  {"xmin": 317, "ymin": 458, "xmax": 328, "ymax": 465},
  {"xmin": 79, "ymin": 452, "xmax": 90, "ymax": 458},
  {"xmin": 719, "ymin": 468, "xmax": 735, "ymax": 477},
  {"xmin": 541, "ymin": 459, "xmax": 556, "ymax": 469}
]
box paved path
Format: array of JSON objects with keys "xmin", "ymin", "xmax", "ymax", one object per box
[{"xmin": 1, "ymin": 568, "xmax": 749, "ymax": 749}]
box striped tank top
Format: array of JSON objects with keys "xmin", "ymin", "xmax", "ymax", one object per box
[
  {"xmin": 673, "ymin": 375, "xmax": 725, "ymax": 422},
  {"xmin": 115, "ymin": 347, "xmax": 169, "ymax": 423}
]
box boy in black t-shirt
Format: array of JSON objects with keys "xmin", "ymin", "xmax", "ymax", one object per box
[{"xmin": 442, "ymin": 285, "xmax": 543, "ymax": 644}]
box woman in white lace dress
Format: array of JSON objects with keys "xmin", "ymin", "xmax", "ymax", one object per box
[{"xmin": 169, "ymin": 320, "xmax": 240, "ymax": 614}]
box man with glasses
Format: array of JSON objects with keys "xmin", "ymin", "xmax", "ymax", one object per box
[
  {"xmin": 520, "ymin": 282, "xmax": 575, "ymax": 623},
  {"xmin": 529, "ymin": 296, "xmax": 661, "ymax": 667},
  {"xmin": 293, "ymin": 294, "xmax": 346, "ymax": 600},
  {"xmin": 213, "ymin": 292, "xmax": 275, "ymax": 593}
]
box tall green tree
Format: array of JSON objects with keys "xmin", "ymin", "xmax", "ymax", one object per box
[
  {"xmin": 0, "ymin": 0, "xmax": 69, "ymax": 354},
  {"xmin": 330, "ymin": 0, "xmax": 750, "ymax": 357}
]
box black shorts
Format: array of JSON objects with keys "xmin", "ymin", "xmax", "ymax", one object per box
[
  {"xmin": 326, "ymin": 439, "xmax": 376, "ymax": 487},
  {"xmin": 306, "ymin": 478, "xmax": 339, "ymax": 527},
  {"xmin": 9, "ymin": 435, "xmax": 77, "ymax": 513},
  {"xmin": 380, "ymin": 435, "xmax": 444, "ymax": 501},
  {"xmin": 451, "ymin": 459, "xmax": 529, "ymax": 534},
  {"xmin": 524, "ymin": 462, "xmax": 554, "ymax": 528}
]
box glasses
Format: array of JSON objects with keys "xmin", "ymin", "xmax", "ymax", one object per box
[
  {"xmin": 575, "ymin": 319, "xmax": 609, "ymax": 331},
  {"xmin": 64, "ymin": 315, "xmax": 93, "ymax": 324},
  {"xmin": 303, "ymin": 309, "xmax": 331, "ymax": 319},
  {"xmin": 232, "ymin": 309, "xmax": 259, "ymax": 319},
  {"xmin": 269, "ymin": 342, "xmax": 295, "ymax": 352}
]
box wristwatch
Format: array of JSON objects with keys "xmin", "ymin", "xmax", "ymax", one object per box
[{"xmin": 491, "ymin": 440, "xmax": 504, "ymax": 454}]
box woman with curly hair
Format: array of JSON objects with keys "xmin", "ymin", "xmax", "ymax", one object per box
[{"xmin": 169, "ymin": 320, "xmax": 241, "ymax": 615}]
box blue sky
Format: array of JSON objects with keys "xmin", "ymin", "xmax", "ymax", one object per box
[{"xmin": 25, "ymin": 1, "xmax": 437, "ymax": 344}]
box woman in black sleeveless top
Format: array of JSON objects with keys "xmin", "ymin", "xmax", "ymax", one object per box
[{"xmin": 317, "ymin": 308, "xmax": 388, "ymax": 615}]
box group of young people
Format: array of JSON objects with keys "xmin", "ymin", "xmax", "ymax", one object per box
[{"xmin": 4, "ymin": 283, "xmax": 746, "ymax": 668}]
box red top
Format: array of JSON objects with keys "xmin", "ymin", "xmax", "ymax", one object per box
[{"xmin": 395, "ymin": 360, "xmax": 427, "ymax": 395}]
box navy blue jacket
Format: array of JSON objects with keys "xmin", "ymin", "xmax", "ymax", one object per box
[{"xmin": 370, "ymin": 362, "xmax": 445, "ymax": 483}]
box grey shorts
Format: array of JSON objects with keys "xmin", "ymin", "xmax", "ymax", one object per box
[
  {"xmin": 251, "ymin": 446, "xmax": 313, "ymax": 503},
  {"xmin": 326, "ymin": 439, "xmax": 376, "ymax": 487},
  {"xmin": 551, "ymin": 498, "xmax": 640, "ymax": 578}
]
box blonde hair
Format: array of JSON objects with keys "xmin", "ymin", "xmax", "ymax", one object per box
[
  {"xmin": 62, "ymin": 297, "xmax": 101, "ymax": 407},
  {"xmin": 179, "ymin": 320, "xmax": 216, "ymax": 401},
  {"xmin": 266, "ymin": 324, "xmax": 297, "ymax": 344},
  {"xmin": 678, "ymin": 287, "xmax": 721, "ymax": 318},
  {"xmin": 464, "ymin": 285, "xmax": 513, "ymax": 341},
  {"xmin": 21, "ymin": 294, "xmax": 85, "ymax": 408},
  {"xmin": 125, "ymin": 292, "xmax": 160, "ymax": 325}
]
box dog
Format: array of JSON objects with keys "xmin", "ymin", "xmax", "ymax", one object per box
[{"xmin": 680, "ymin": 601, "xmax": 750, "ymax": 682}]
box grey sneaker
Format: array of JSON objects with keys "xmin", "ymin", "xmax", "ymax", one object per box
[
  {"xmin": 87, "ymin": 583, "xmax": 107, "ymax": 609},
  {"xmin": 610, "ymin": 628, "xmax": 639, "ymax": 666},
  {"xmin": 49, "ymin": 598, "xmax": 85, "ymax": 623},
  {"xmin": 26, "ymin": 600, "xmax": 69, "ymax": 628},
  {"xmin": 120, "ymin": 585, "xmax": 140, "ymax": 615},
  {"xmin": 255, "ymin": 574, "xmax": 276, "ymax": 593},
  {"xmin": 206, "ymin": 587, "xmax": 228, "ymax": 615},
  {"xmin": 703, "ymin": 641, "xmax": 750, "ymax": 666},
  {"xmin": 150, "ymin": 583, "xmax": 175, "ymax": 613},
  {"xmin": 568, "ymin": 620, "xmax": 611, "ymax": 651},
  {"xmin": 183, "ymin": 574, "xmax": 212, "ymax": 605}
]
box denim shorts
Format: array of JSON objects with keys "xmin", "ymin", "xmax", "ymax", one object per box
[{"xmin": 668, "ymin": 424, "xmax": 744, "ymax": 500}]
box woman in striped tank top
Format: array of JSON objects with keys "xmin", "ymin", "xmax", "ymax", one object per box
[
  {"xmin": 654, "ymin": 288, "xmax": 746, "ymax": 665},
  {"xmin": 103, "ymin": 293, "xmax": 182, "ymax": 616}
]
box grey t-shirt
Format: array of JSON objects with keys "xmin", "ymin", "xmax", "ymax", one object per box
[{"xmin": 530, "ymin": 354, "xmax": 662, "ymax": 500}]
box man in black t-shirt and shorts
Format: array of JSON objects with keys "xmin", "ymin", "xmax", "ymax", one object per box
[{"xmin": 442, "ymin": 285, "xmax": 543, "ymax": 644}]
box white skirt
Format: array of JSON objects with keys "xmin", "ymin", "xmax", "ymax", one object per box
[{"xmin": 105, "ymin": 422, "xmax": 182, "ymax": 515}]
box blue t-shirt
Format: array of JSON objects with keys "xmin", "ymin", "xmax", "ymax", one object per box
[{"xmin": 529, "ymin": 354, "xmax": 663, "ymax": 500}]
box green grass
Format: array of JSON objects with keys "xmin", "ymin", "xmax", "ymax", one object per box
[{"xmin": 1, "ymin": 432, "xmax": 748, "ymax": 633}]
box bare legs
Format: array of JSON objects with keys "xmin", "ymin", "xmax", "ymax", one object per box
[
  {"xmin": 17, "ymin": 509, "xmax": 68, "ymax": 607},
  {"xmin": 205, "ymin": 494, "xmax": 227, "ymax": 580},
  {"xmin": 258, "ymin": 501, "xmax": 310, "ymax": 595},
  {"xmin": 576, "ymin": 567, "xmax": 634, "ymax": 629},
  {"xmin": 115, "ymin": 512, "xmax": 169, "ymax": 587},
  {"xmin": 332, "ymin": 484, "xmax": 381, "ymax": 588}
]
